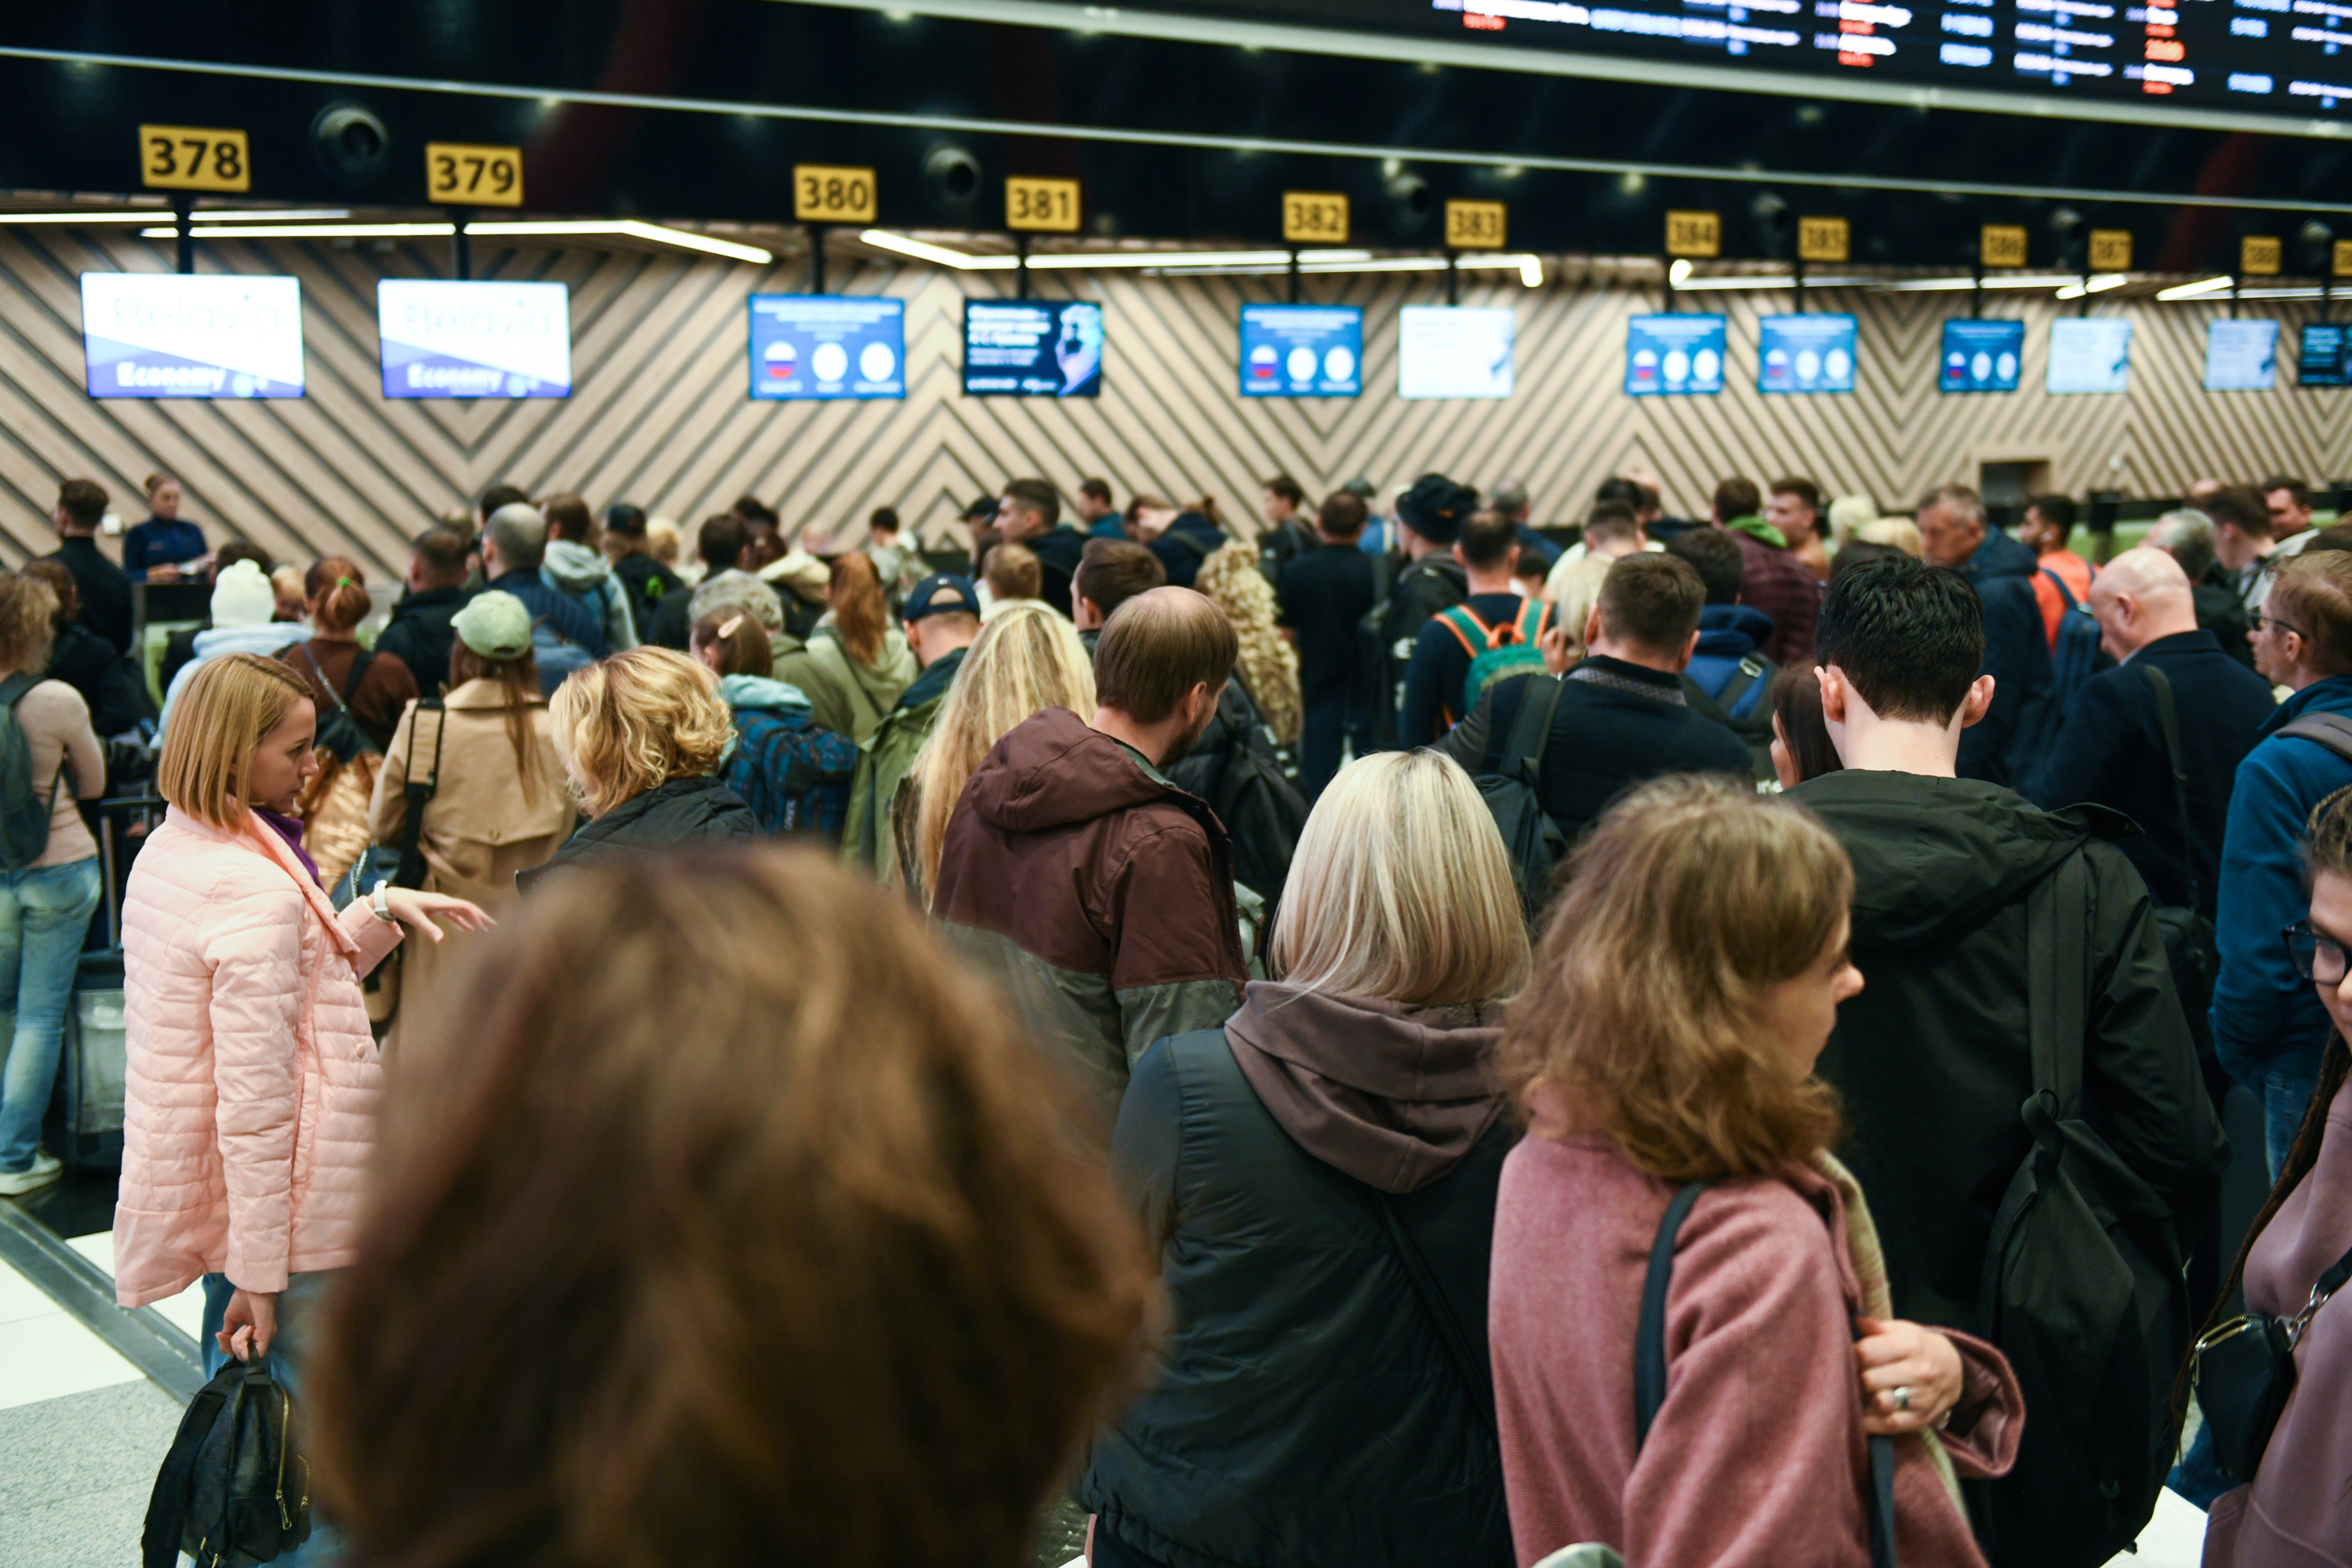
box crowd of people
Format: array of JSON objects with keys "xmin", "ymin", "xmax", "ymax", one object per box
[{"xmin": 0, "ymin": 457, "xmax": 2343, "ymax": 1568}]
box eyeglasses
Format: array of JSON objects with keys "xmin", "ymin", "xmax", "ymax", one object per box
[
  {"xmin": 2251, "ymin": 609, "xmax": 2309, "ymax": 640},
  {"xmin": 2285, "ymin": 920, "xmax": 2350, "ymax": 985}
]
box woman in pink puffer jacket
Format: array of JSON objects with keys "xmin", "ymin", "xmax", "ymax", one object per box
[{"xmin": 115, "ymin": 653, "xmax": 487, "ymax": 1396}]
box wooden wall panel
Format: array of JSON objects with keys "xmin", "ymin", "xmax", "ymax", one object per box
[{"xmin": 0, "ymin": 227, "xmax": 2343, "ymax": 590}]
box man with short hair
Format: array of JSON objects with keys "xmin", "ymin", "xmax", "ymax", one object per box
[
  {"xmin": 1793, "ymin": 557, "xmax": 2224, "ymax": 1565},
  {"xmin": 1141, "ymin": 503, "xmax": 1229, "ymax": 591},
  {"xmin": 1257, "ymin": 474, "xmax": 1318, "ymax": 582},
  {"xmin": 376, "ymin": 527, "xmax": 473, "ymax": 696},
  {"xmin": 1715, "ymin": 477, "xmax": 1821, "ymax": 668},
  {"xmin": 649, "ymin": 514, "xmax": 757, "ymax": 649},
  {"xmin": 1276, "ymin": 492, "xmax": 1377, "ymax": 798},
  {"xmin": 1766, "ymin": 476, "xmax": 1830, "ymax": 580},
  {"xmin": 1400, "ymin": 509, "xmax": 1542, "ymax": 746},
  {"xmin": 1076, "ymin": 477, "xmax": 1123, "ymax": 538},
  {"xmin": 46, "ymin": 478, "xmax": 132, "ymax": 655},
  {"xmin": 844, "ymin": 574, "xmax": 985, "ymax": 888},
  {"xmin": 2263, "ymin": 474, "xmax": 2315, "ymax": 546},
  {"xmin": 1489, "ymin": 477, "xmax": 1561, "ymax": 572},
  {"xmin": 981, "ymin": 542, "xmax": 1044, "ymax": 614},
  {"xmin": 481, "ymin": 502, "xmax": 608, "ymax": 691},
  {"xmin": 1912, "ymin": 485, "xmax": 2055, "ymax": 787},
  {"xmin": 539, "ymin": 492, "xmax": 638, "ymax": 652},
  {"xmin": 933, "ymin": 587, "xmax": 1249, "ymax": 1112},
  {"xmin": 1439, "ymin": 554, "xmax": 1750, "ymax": 840},
  {"xmin": 1073, "ymin": 539, "xmax": 1167, "ymax": 648},
  {"xmin": 2207, "ymin": 484, "xmax": 2286, "ymax": 616},
  {"xmin": 1917, "ymin": 483, "xmax": 2037, "ymax": 584},
  {"xmin": 477, "ymin": 483, "xmax": 530, "ymax": 531},
  {"xmin": 601, "ymin": 503, "xmax": 681, "ymax": 634},
  {"xmin": 1667, "ymin": 526, "xmax": 1776, "ymax": 723},
  {"xmin": 997, "ymin": 478, "xmax": 1085, "ymax": 617},
  {"xmin": 2216, "ymin": 550, "xmax": 2352, "ymax": 1174},
  {"xmin": 1360, "ymin": 474, "xmax": 1474, "ymax": 748},
  {"xmin": 2144, "ymin": 507, "xmax": 2254, "ymax": 667},
  {"xmin": 2020, "ymin": 493, "xmax": 2093, "ymax": 645},
  {"xmin": 1544, "ymin": 503, "xmax": 1650, "ymax": 665}
]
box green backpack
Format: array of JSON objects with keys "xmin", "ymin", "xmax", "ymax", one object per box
[
  {"xmin": 1436, "ymin": 597, "xmax": 1552, "ymax": 722},
  {"xmin": 0, "ymin": 673, "xmax": 65, "ymax": 872}
]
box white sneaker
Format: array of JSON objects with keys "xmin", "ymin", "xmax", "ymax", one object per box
[{"xmin": 0, "ymin": 1152, "xmax": 63, "ymax": 1196}]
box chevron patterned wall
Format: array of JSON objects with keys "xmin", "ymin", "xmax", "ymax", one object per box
[{"xmin": 1, "ymin": 226, "xmax": 2343, "ymax": 590}]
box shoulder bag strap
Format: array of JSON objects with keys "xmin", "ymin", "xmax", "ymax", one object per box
[
  {"xmin": 2140, "ymin": 665, "xmax": 2203, "ymax": 913},
  {"xmin": 392, "ymin": 699, "xmax": 445, "ymax": 890},
  {"xmin": 2276, "ymin": 712, "xmax": 2352, "ymax": 767},
  {"xmin": 1479, "ymin": 672, "xmax": 1532, "ymax": 776},
  {"xmin": 1510, "ymin": 673, "xmax": 1566, "ymax": 790},
  {"xmin": 1374, "ymin": 1193, "xmax": 1497, "ymax": 1438},
  {"xmin": 1634, "ymin": 1181, "xmax": 1707, "ymax": 1447},
  {"xmin": 2024, "ymin": 848, "xmax": 2093, "ymax": 1120}
]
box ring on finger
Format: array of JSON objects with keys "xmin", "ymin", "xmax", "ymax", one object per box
[{"xmin": 1892, "ymin": 1385, "xmax": 1912, "ymax": 1413}]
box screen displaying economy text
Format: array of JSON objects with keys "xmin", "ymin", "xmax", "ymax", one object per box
[
  {"xmin": 81, "ymin": 273, "xmax": 303, "ymax": 399},
  {"xmin": 1239, "ymin": 305, "xmax": 1363, "ymax": 396},
  {"xmin": 2047, "ymin": 318, "xmax": 2133, "ymax": 394},
  {"xmin": 1939, "ymin": 319, "xmax": 2024, "ymax": 393},
  {"xmin": 1398, "ymin": 306, "xmax": 1515, "ymax": 399},
  {"xmin": 964, "ymin": 299, "xmax": 1104, "ymax": 397},
  {"xmin": 2302, "ymin": 322, "xmax": 2352, "ymax": 388},
  {"xmin": 1624, "ymin": 314, "xmax": 1726, "ymax": 395},
  {"xmin": 750, "ymin": 296, "xmax": 906, "ymax": 400},
  {"xmin": 1757, "ymin": 314, "xmax": 1857, "ymax": 394},
  {"xmin": 2205, "ymin": 319, "xmax": 2279, "ymax": 392},
  {"xmin": 377, "ymin": 280, "xmax": 571, "ymax": 400}
]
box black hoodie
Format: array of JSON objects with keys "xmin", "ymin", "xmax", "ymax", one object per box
[{"xmin": 1790, "ymin": 768, "xmax": 2228, "ymax": 1334}]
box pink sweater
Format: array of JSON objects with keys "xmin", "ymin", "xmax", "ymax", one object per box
[
  {"xmin": 114, "ymin": 808, "xmax": 404, "ymax": 1308},
  {"xmin": 1490, "ymin": 1127, "xmax": 2023, "ymax": 1568}
]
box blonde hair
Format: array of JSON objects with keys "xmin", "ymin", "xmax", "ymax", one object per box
[
  {"xmin": 909, "ymin": 603, "xmax": 1094, "ymax": 904},
  {"xmin": 157, "ymin": 652, "xmax": 314, "ymax": 827},
  {"xmin": 0, "ymin": 572, "xmax": 59, "ymax": 675},
  {"xmin": 1495, "ymin": 776, "xmax": 1853, "ymax": 1181},
  {"xmin": 1193, "ymin": 543, "xmax": 1302, "ymax": 746},
  {"xmin": 1273, "ymin": 751, "xmax": 1527, "ymax": 1006},
  {"xmin": 645, "ymin": 517, "xmax": 682, "ymax": 566},
  {"xmin": 550, "ymin": 648, "xmax": 734, "ymax": 818},
  {"xmin": 1855, "ymin": 518, "xmax": 1923, "ymax": 557},
  {"xmin": 829, "ymin": 553, "xmax": 888, "ymax": 666}
]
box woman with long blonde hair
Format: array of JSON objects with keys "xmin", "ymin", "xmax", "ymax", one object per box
[
  {"xmin": 899, "ymin": 601, "xmax": 1094, "ymax": 908},
  {"xmin": 777, "ymin": 553, "xmax": 917, "ymax": 744},
  {"xmin": 1192, "ymin": 540, "xmax": 1302, "ymax": 746}
]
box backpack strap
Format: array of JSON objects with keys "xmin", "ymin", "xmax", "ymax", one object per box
[
  {"xmin": 2025, "ymin": 848, "xmax": 2094, "ymax": 1123},
  {"xmin": 1374, "ymin": 1192, "xmax": 1498, "ymax": 1439},
  {"xmin": 2140, "ymin": 666, "xmax": 2203, "ymax": 916},
  {"xmin": 391, "ymin": 699, "xmax": 445, "ymax": 891},
  {"xmin": 2039, "ymin": 566, "xmax": 2081, "ymax": 612},
  {"xmin": 0, "ymin": 672, "xmax": 38, "ymax": 712},
  {"xmin": 1436, "ymin": 603, "xmax": 1499, "ymax": 658},
  {"xmin": 1715, "ymin": 655, "xmax": 1769, "ymax": 719},
  {"xmin": 2277, "ymin": 712, "xmax": 2352, "ymax": 767},
  {"xmin": 1634, "ymin": 1181, "xmax": 1707, "ymax": 1448},
  {"xmin": 1513, "ymin": 595, "xmax": 1550, "ymax": 645},
  {"xmin": 1504, "ymin": 673, "xmax": 1564, "ymax": 788}
]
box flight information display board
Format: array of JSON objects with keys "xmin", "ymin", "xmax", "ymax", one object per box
[
  {"xmin": 1625, "ymin": 314, "xmax": 1726, "ymax": 395},
  {"xmin": 1758, "ymin": 314, "xmax": 1857, "ymax": 394},
  {"xmin": 964, "ymin": 300, "xmax": 1104, "ymax": 397},
  {"xmin": 2300, "ymin": 321, "xmax": 2352, "ymax": 387},
  {"xmin": 379, "ymin": 281, "xmax": 571, "ymax": 400},
  {"xmin": 1239, "ymin": 305, "xmax": 1363, "ymax": 396},
  {"xmin": 750, "ymin": 296, "xmax": 906, "ymax": 401},
  {"xmin": 1150, "ymin": 0, "xmax": 2352, "ymax": 124},
  {"xmin": 82, "ymin": 273, "xmax": 304, "ymax": 399},
  {"xmin": 1940, "ymin": 319, "xmax": 2024, "ymax": 393},
  {"xmin": 2205, "ymin": 318, "xmax": 2280, "ymax": 391}
]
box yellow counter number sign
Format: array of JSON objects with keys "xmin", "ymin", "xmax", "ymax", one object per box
[
  {"xmin": 1798, "ymin": 216, "xmax": 1850, "ymax": 264},
  {"xmin": 2241, "ymin": 235, "xmax": 2282, "ymax": 276},
  {"xmin": 1665, "ymin": 210, "xmax": 1721, "ymax": 258},
  {"xmin": 1283, "ymin": 192, "xmax": 1349, "ymax": 244},
  {"xmin": 1445, "ymin": 200, "xmax": 1507, "ymax": 250},
  {"xmin": 2089, "ymin": 229, "xmax": 2133, "ymax": 272},
  {"xmin": 426, "ymin": 143, "xmax": 524, "ymax": 207},
  {"xmin": 140, "ymin": 125, "xmax": 249, "ymax": 193},
  {"xmin": 1007, "ymin": 177, "xmax": 1081, "ymax": 233},
  {"xmin": 795, "ymin": 165, "xmax": 877, "ymax": 224},
  {"xmin": 1981, "ymin": 224, "xmax": 2028, "ymax": 269}
]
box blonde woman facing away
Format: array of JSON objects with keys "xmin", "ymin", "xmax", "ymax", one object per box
[
  {"xmin": 368, "ymin": 592, "xmax": 575, "ymax": 1051},
  {"xmin": 898, "ymin": 601, "xmax": 1094, "ymax": 909},
  {"xmin": 1489, "ymin": 777, "xmax": 2022, "ymax": 1568},
  {"xmin": 115, "ymin": 653, "xmax": 487, "ymax": 1471},
  {"xmin": 524, "ymin": 647, "xmax": 754, "ymax": 888},
  {"xmin": 1080, "ymin": 750, "xmax": 1526, "ymax": 1568}
]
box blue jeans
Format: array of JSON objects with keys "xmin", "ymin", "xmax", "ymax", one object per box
[
  {"xmin": 2261, "ymin": 1061, "xmax": 2321, "ymax": 1181},
  {"xmin": 0, "ymin": 857, "xmax": 102, "ymax": 1172},
  {"xmin": 201, "ymin": 1270, "xmax": 343, "ymax": 1565}
]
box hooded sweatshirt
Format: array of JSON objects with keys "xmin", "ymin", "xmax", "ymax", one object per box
[
  {"xmin": 542, "ymin": 538, "xmax": 638, "ymax": 652},
  {"xmin": 1686, "ymin": 603, "xmax": 1777, "ymax": 718},
  {"xmin": 932, "ymin": 706, "xmax": 1247, "ymax": 1116},
  {"xmin": 157, "ymin": 622, "xmax": 307, "ymax": 739},
  {"xmin": 1080, "ymin": 989, "xmax": 1514, "ymax": 1568},
  {"xmin": 773, "ymin": 624, "xmax": 917, "ymax": 746}
]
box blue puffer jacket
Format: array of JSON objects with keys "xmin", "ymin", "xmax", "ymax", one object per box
[
  {"xmin": 1686, "ymin": 604, "xmax": 1777, "ymax": 720},
  {"xmin": 2212, "ymin": 675, "xmax": 2352, "ymax": 1083}
]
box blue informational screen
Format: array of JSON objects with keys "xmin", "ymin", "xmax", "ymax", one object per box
[
  {"xmin": 2205, "ymin": 319, "xmax": 2280, "ymax": 392},
  {"xmin": 964, "ymin": 299, "xmax": 1103, "ymax": 397},
  {"xmin": 2047, "ymin": 318, "xmax": 2133, "ymax": 394},
  {"xmin": 2301, "ymin": 322, "xmax": 2352, "ymax": 388},
  {"xmin": 1757, "ymin": 314, "xmax": 1857, "ymax": 394},
  {"xmin": 749, "ymin": 295, "xmax": 906, "ymax": 401},
  {"xmin": 1939, "ymin": 320, "xmax": 2024, "ymax": 394},
  {"xmin": 81, "ymin": 272, "xmax": 303, "ymax": 399},
  {"xmin": 1239, "ymin": 305, "xmax": 1362, "ymax": 397},
  {"xmin": 1624, "ymin": 314, "xmax": 1726, "ymax": 396},
  {"xmin": 378, "ymin": 280, "xmax": 570, "ymax": 399}
]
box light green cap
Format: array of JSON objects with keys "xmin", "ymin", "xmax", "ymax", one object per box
[{"xmin": 451, "ymin": 590, "xmax": 533, "ymax": 661}]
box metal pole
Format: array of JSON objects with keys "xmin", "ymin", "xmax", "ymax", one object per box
[
  {"xmin": 1795, "ymin": 257, "xmax": 1806, "ymax": 311},
  {"xmin": 1288, "ymin": 249, "xmax": 1301, "ymax": 307},
  {"xmin": 1017, "ymin": 233, "xmax": 1030, "ymax": 300},
  {"xmin": 452, "ymin": 212, "xmax": 471, "ymax": 281},
  {"xmin": 1446, "ymin": 250, "xmax": 1460, "ymax": 307},
  {"xmin": 1971, "ymin": 255, "xmax": 1984, "ymax": 320},
  {"xmin": 809, "ymin": 224, "xmax": 828, "ymax": 296},
  {"xmin": 175, "ymin": 197, "xmax": 194, "ymax": 274}
]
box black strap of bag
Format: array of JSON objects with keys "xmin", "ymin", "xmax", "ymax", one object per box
[
  {"xmin": 392, "ymin": 699, "xmax": 445, "ymax": 891},
  {"xmin": 1635, "ymin": 1180, "xmax": 1896, "ymax": 1568},
  {"xmin": 1374, "ymin": 1193, "xmax": 1498, "ymax": 1438},
  {"xmin": 2140, "ymin": 666, "xmax": 2204, "ymax": 916},
  {"xmin": 2278, "ymin": 710, "xmax": 2352, "ymax": 765},
  {"xmin": 1479, "ymin": 670, "xmax": 1565, "ymax": 782}
]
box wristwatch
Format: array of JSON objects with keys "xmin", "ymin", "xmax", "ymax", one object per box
[{"xmin": 368, "ymin": 881, "xmax": 395, "ymax": 925}]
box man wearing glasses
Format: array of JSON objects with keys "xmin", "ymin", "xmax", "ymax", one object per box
[{"xmin": 2216, "ymin": 550, "xmax": 2352, "ymax": 1177}]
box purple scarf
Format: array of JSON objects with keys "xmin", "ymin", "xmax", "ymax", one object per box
[{"xmin": 253, "ymin": 808, "xmax": 322, "ymax": 887}]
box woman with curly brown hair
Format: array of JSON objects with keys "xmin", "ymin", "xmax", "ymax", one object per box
[{"xmin": 307, "ymin": 848, "xmax": 1152, "ymax": 1568}]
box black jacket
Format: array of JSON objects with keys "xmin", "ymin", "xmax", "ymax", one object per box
[
  {"xmin": 2192, "ymin": 579, "xmax": 2256, "ymax": 670},
  {"xmin": 1025, "ymin": 524, "xmax": 1087, "ymax": 618},
  {"xmin": 1788, "ymin": 769, "xmax": 2229, "ymax": 1334},
  {"xmin": 2022, "ymin": 630, "xmax": 2277, "ymax": 916},
  {"xmin": 1082, "ymin": 1025, "xmax": 1512, "ymax": 1568},
  {"xmin": 1149, "ymin": 514, "xmax": 1229, "ymax": 590},
  {"xmin": 613, "ymin": 553, "xmax": 683, "ymax": 638},
  {"xmin": 375, "ymin": 586, "xmax": 466, "ymax": 699},
  {"xmin": 45, "ymin": 621, "xmax": 144, "ymax": 735},
  {"xmin": 49, "ymin": 537, "xmax": 133, "ymax": 655},
  {"xmin": 1438, "ymin": 659, "xmax": 1752, "ymax": 840},
  {"xmin": 518, "ymin": 775, "xmax": 754, "ymax": 891},
  {"xmin": 1956, "ymin": 573, "xmax": 2056, "ymax": 788}
]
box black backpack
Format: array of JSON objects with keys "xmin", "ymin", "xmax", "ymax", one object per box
[
  {"xmin": 0, "ymin": 672, "xmax": 67, "ymax": 871},
  {"xmin": 296, "ymin": 644, "xmax": 378, "ymax": 762},
  {"xmin": 1472, "ymin": 673, "xmax": 1568, "ymax": 925},
  {"xmin": 1352, "ymin": 555, "xmax": 1464, "ymax": 753},
  {"xmin": 1170, "ymin": 685, "xmax": 1308, "ymax": 903},
  {"xmin": 143, "ymin": 1354, "xmax": 312, "ymax": 1568},
  {"xmin": 1681, "ymin": 659, "xmax": 1780, "ymax": 789},
  {"xmin": 1976, "ymin": 848, "xmax": 2191, "ymax": 1568}
]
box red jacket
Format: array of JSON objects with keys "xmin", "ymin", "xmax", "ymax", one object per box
[{"xmin": 1490, "ymin": 1124, "xmax": 2023, "ymax": 1568}]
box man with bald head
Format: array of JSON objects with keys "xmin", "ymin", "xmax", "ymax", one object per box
[
  {"xmin": 931, "ymin": 586, "xmax": 1249, "ymax": 1114},
  {"xmin": 2026, "ymin": 546, "xmax": 2276, "ymax": 938}
]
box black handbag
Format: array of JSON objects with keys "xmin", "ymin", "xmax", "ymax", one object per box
[
  {"xmin": 143, "ymin": 1352, "xmax": 312, "ymax": 1567},
  {"xmin": 2192, "ymin": 1239, "xmax": 2352, "ymax": 1483}
]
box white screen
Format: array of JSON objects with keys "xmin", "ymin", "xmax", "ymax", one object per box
[
  {"xmin": 2204, "ymin": 319, "xmax": 2280, "ymax": 393},
  {"xmin": 2045, "ymin": 318, "xmax": 2133, "ymax": 395},
  {"xmin": 81, "ymin": 273, "xmax": 304, "ymax": 398},
  {"xmin": 1398, "ymin": 306, "xmax": 1515, "ymax": 399},
  {"xmin": 378, "ymin": 280, "xmax": 572, "ymax": 399}
]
